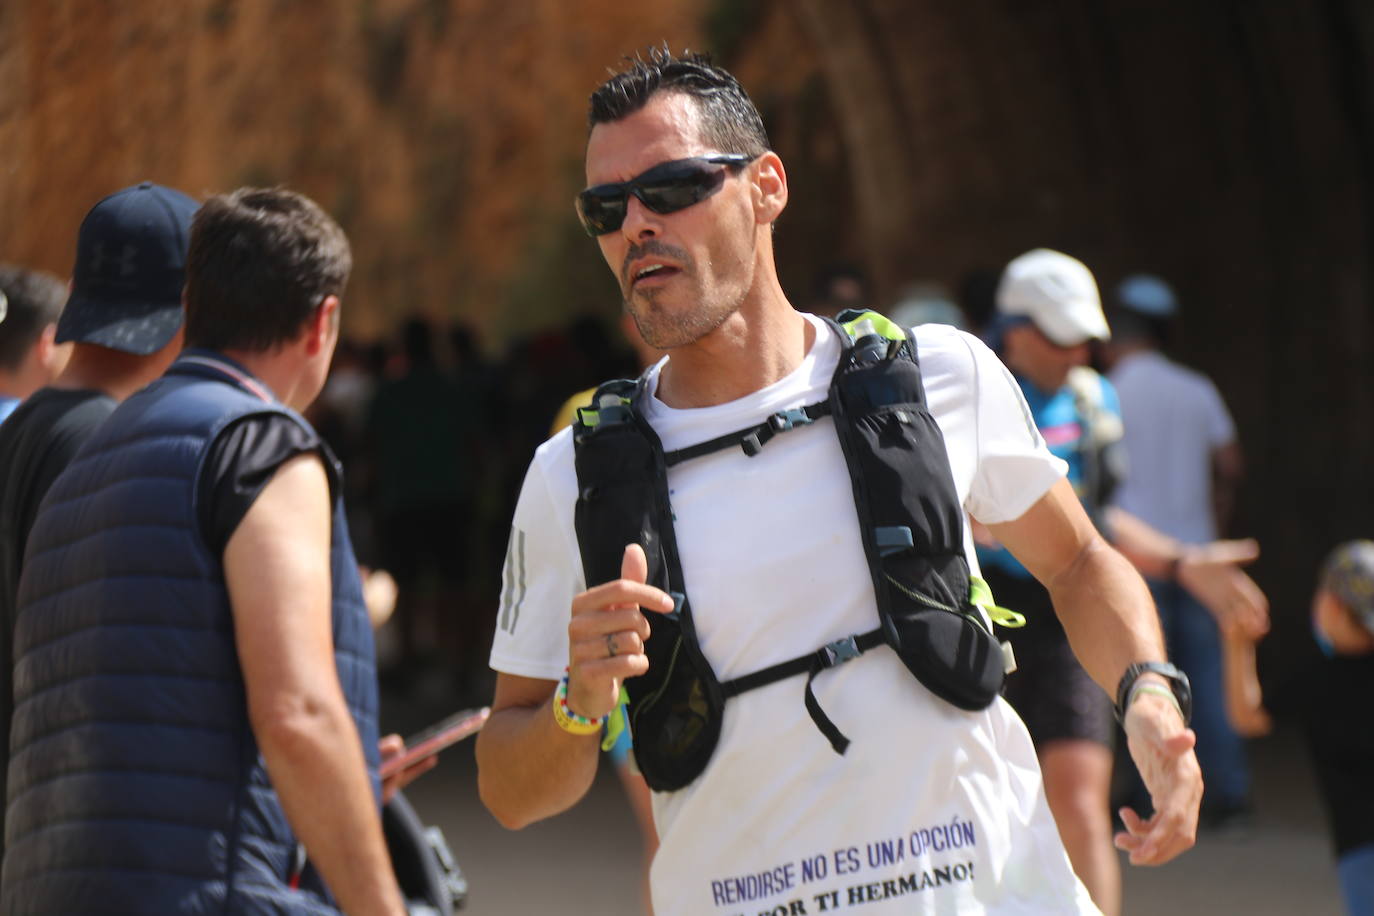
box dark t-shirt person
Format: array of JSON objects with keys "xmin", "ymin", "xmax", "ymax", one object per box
[
  {"xmin": 0, "ymin": 388, "xmax": 117, "ymax": 631},
  {"xmin": 0, "ymin": 387, "xmax": 119, "ymax": 858}
]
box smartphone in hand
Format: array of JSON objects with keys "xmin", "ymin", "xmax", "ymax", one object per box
[{"xmin": 380, "ymin": 706, "xmax": 491, "ymax": 778}]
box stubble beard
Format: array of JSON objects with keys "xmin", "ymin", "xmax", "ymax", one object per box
[
  {"xmin": 622, "ymin": 246, "xmax": 753, "ymax": 351},
  {"xmin": 626, "ymin": 278, "xmax": 741, "ymax": 351}
]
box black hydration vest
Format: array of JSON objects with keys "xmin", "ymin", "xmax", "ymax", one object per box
[{"xmin": 572, "ymin": 311, "xmax": 1018, "ymax": 792}]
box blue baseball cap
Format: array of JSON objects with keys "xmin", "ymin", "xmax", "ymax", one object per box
[
  {"xmin": 58, "ymin": 181, "xmax": 198, "ymax": 355},
  {"xmin": 1115, "ymin": 274, "xmax": 1179, "ymax": 318}
]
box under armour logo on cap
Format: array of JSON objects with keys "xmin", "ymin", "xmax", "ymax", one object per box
[
  {"xmin": 58, "ymin": 181, "xmax": 198, "ymax": 355},
  {"xmin": 89, "ymin": 242, "xmax": 139, "ymax": 278}
]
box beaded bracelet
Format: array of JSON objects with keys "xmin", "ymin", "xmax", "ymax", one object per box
[
  {"xmin": 553, "ymin": 667, "xmax": 607, "ymax": 736},
  {"xmin": 1128, "ymin": 682, "xmax": 1183, "ymax": 720}
]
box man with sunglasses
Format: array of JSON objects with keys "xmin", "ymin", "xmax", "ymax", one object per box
[{"xmin": 477, "ymin": 49, "xmax": 1201, "ymax": 915}]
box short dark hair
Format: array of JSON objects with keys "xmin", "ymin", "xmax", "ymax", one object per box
[
  {"xmin": 588, "ymin": 46, "xmax": 770, "ymax": 156},
  {"xmin": 0, "ymin": 266, "xmax": 66, "ymax": 371},
  {"xmin": 1107, "ymin": 306, "xmax": 1171, "ymax": 349},
  {"xmin": 184, "ymin": 187, "xmax": 351, "ymax": 352}
]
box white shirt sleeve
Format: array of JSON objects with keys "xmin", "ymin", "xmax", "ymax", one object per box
[
  {"xmin": 488, "ymin": 436, "xmax": 583, "ymax": 681},
  {"xmin": 955, "ymin": 332, "xmax": 1068, "ymax": 525}
]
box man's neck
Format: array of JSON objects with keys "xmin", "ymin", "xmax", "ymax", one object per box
[
  {"xmin": 0, "ymin": 376, "xmax": 24, "ymax": 401},
  {"xmin": 654, "ymin": 283, "xmax": 813, "ymax": 409},
  {"xmin": 1108, "ymin": 340, "xmax": 1156, "ymax": 369},
  {"xmin": 53, "ymin": 345, "xmax": 164, "ymax": 401},
  {"xmin": 219, "ymin": 345, "xmax": 309, "ymax": 410},
  {"xmin": 0, "ymin": 361, "xmax": 47, "ymax": 402}
]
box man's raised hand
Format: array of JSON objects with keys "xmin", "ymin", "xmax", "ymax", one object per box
[{"xmin": 565, "ymin": 544, "xmax": 674, "ymax": 723}]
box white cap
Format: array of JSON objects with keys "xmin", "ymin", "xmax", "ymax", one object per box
[{"xmin": 996, "ymin": 248, "xmax": 1110, "ymax": 346}]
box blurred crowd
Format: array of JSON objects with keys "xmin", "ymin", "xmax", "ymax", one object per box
[{"xmin": 299, "ymin": 312, "xmax": 640, "ymax": 703}]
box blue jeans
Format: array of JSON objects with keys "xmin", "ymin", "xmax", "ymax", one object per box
[
  {"xmin": 1339, "ymin": 844, "xmax": 1374, "ymax": 915},
  {"xmin": 1148, "ymin": 577, "xmax": 1251, "ymax": 807}
]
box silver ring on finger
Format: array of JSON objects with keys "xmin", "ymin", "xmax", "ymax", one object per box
[{"xmin": 605, "ymin": 633, "xmax": 618, "ymax": 659}]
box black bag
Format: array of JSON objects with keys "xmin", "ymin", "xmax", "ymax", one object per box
[{"xmin": 384, "ymin": 791, "xmax": 468, "ymax": 914}]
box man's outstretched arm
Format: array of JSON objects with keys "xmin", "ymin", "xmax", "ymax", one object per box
[{"xmin": 987, "ymin": 478, "xmax": 1202, "ymax": 866}]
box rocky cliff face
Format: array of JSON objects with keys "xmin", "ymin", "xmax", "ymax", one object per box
[{"xmin": 0, "ymin": 0, "xmax": 704, "ymax": 338}]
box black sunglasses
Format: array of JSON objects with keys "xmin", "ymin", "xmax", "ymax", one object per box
[{"xmin": 575, "ymin": 154, "xmax": 756, "ymax": 237}]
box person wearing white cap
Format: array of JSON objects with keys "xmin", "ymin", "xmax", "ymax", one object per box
[
  {"xmin": 978, "ymin": 248, "xmax": 1128, "ymax": 915},
  {"xmin": 979, "ymin": 250, "xmax": 1268, "ymax": 916}
]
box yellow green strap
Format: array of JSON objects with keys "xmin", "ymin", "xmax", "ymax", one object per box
[
  {"xmin": 600, "ymin": 685, "xmax": 631, "ymax": 752},
  {"xmin": 576, "ymin": 395, "xmax": 631, "ymax": 429},
  {"xmin": 840, "ymin": 309, "xmax": 908, "ymax": 342},
  {"xmin": 970, "ymin": 575, "xmax": 1025, "ymax": 628}
]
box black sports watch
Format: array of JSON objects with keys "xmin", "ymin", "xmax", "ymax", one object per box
[{"xmin": 1114, "ymin": 661, "xmax": 1192, "ymax": 725}]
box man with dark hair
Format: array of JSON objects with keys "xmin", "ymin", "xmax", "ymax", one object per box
[
  {"xmin": 4, "ymin": 187, "xmax": 406, "ymax": 915},
  {"xmin": 0, "ymin": 266, "xmax": 68, "ymax": 423},
  {"xmin": 477, "ymin": 48, "xmax": 1202, "ymax": 915},
  {"xmin": 0, "ymin": 183, "xmax": 195, "ymax": 860}
]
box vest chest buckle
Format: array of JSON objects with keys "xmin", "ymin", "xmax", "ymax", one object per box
[
  {"xmin": 819, "ymin": 635, "xmax": 862, "ymax": 668},
  {"xmin": 769, "ymin": 407, "xmax": 815, "ymax": 432}
]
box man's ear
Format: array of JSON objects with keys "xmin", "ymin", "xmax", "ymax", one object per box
[
  {"xmin": 753, "ymin": 151, "xmax": 788, "ymax": 225},
  {"xmin": 36, "ymin": 323, "xmax": 58, "ymax": 367},
  {"xmin": 305, "ymin": 295, "xmax": 340, "ymax": 355}
]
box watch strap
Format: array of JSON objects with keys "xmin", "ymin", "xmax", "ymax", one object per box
[{"xmin": 1115, "ymin": 661, "xmax": 1192, "ymax": 725}]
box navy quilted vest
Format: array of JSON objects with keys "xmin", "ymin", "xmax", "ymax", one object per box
[{"xmin": 2, "ymin": 352, "xmax": 380, "ymax": 915}]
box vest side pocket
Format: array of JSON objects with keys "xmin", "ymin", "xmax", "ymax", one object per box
[
  {"xmin": 835, "ymin": 358, "xmax": 1004, "ymax": 711},
  {"xmin": 573, "ymin": 413, "xmax": 724, "ymax": 792},
  {"xmin": 626, "ymin": 625, "xmax": 723, "ymax": 791}
]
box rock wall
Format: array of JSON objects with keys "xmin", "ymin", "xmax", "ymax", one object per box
[{"xmin": 0, "ymin": 0, "xmax": 705, "ymax": 339}]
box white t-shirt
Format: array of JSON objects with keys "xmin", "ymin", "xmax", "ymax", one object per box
[
  {"xmin": 1109, "ymin": 350, "xmax": 1236, "ymax": 545},
  {"xmin": 492, "ymin": 315, "xmax": 1097, "ymax": 915}
]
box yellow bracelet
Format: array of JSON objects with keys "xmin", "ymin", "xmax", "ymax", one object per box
[
  {"xmin": 552, "ymin": 669, "xmax": 605, "ymax": 736},
  {"xmin": 1128, "ymin": 682, "xmax": 1183, "ymax": 718}
]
